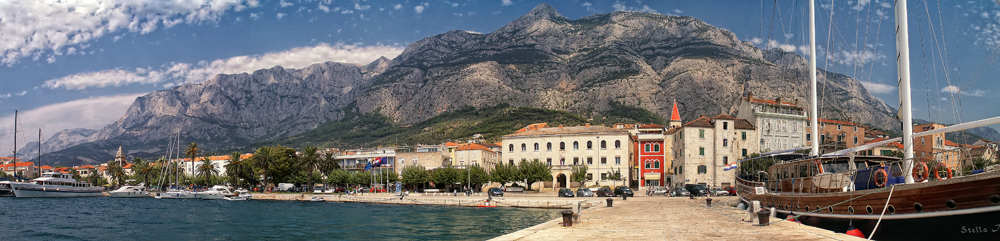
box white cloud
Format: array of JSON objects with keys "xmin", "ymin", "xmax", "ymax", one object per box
[
  {"xmin": 279, "ymin": 0, "xmax": 294, "ymax": 8},
  {"xmin": 880, "ymin": 2, "xmax": 893, "ymax": 8},
  {"xmin": 318, "ymin": 4, "xmax": 331, "ymax": 13},
  {"xmin": 394, "ymin": 4, "xmax": 403, "ymax": 10},
  {"xmin": 452, "ymin": 3, "xmax": 459, "ymax": 7},
  {"xmin": 355, "ymin": 3, "xmax": 370, "ymax": 10},
  {"xmin": 765, "ymin": 39, "xmax": 797, "ymax": 52},
  {"xmin": 851, "ymin": 0, "xmax": 871, "ymax": 11},
  {"xmin": 826, "ymin": 48, "xmax": 886, "ymax": 66},
  {"xmin": 674, "ymin": 9, "xmax": 683, "ymax": 14},
  {"xmin": 581, "ymin": 2, "xmax": 593, "ymax": 12},
  {"xmin": 861, "ymin": 82, "xmax": 896, "ymax": 94},
  {"xmin": 0, "ymin": 93, "xmax": 10, "ymax": 98},
  {"xmin": 415, "ymin": 6, "xmax": 425, "ymax": 14},
  {"xmin": 611, "ymin": 2, "xmax": 657, "ymax": 13},
  {"xmin": 250, "ymin": 12, "xmax": 261, "ymax": 20},
  {"xmin": 502, "ymin": 0, "xmax": 513, "ymax": 6},
  {"xmin": 15, "ymin": 91, "xmax": 27, "ymax": 96},
  {"xmin": 43, "ymin": 43, "xmax": 404, "ymax": 90},
  {"xmin": 277, "ymin": 13, "xmax": 287, "ymax": 20},
  {"xmin": 0, "ymin": 0, "xmax": 260, "ymax": 66},
  {"xmin": 941, "ymin": 85, "xmax": 987, "ymax": 97},
  {"xmin": 0, "ymin": 93, "xmax": 145, "ymax": 152}
]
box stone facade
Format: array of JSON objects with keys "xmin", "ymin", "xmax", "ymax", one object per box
[
  {"xmin": 502, "ymin": 123, "xmax": 632, "ymax": 189},
  {"xmin": 671, "ymin": 114, "xmax": 757, "ymax": 189},
  {"xmin": 454, "ymin": 143, "xmax": 500, "ymax": 169},
  {"xmin": 735, "ymin": 94, "xmax": 807, "ymax": 153},
  {"xmin": 805, "ymin": 119, "xmax": 866, "ymax": 154}
]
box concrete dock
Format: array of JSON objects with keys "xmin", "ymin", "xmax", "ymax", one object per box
[
  {"xmin": 251, "ymin": 192, "xmax": 606, "ymax": 209},
  {"xmin": 490, "ymin": 196, "xmax": 866, "ymax": 241}
]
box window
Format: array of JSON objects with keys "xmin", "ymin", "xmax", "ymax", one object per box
[
  {"xmin": 741, "ymin": 132, "xmax": 746, "ymax": 140},
  {"xmin": 587, "ymin": 157, "xmax": 593, "ymax": 165},
  {"xmin": 615, "ymin": 140, "xmax": 621, "ymax": 149},
  {"xmin": 560, "ymin": 142, "xmax": 566, "ymax": 150},
  {"xmin": 806, "ymin": 133, "xmax": 811, "ymax": 141},
  {"xmin": 853, "ymin": 137, "xmax": 858, "ymax": 145},
  {"xmin": 921, "ymin": 137, "xmax": 925, "ymax": 146},
  {"xmin": 644, "ymin": 144, "xmax": 650, "ymax": 152},
  {"xmin": 586, "ymin": 173, "xmax": 592, "ymax": 180},
  {"xmin": 587, "ymin": 141, "xmax": 593, "ymax": 150},
  {"xmin": 678, "ymin": 166, "xmax": 683, "ymax": 174},
  {"xmin": 601, "ymin": 173, "xmax": 607, "ymax": 180},
  {"xmin": 560, "ymin": 158, "xmax": 565, "ymax": 165},
  {"xmin": 509, "ymin": 144, "xmax": 514, "ymax": 152},
  {"xmin": 854, "ymin": 126, "xmax": 858, "ymax": 132},
  {"xmin": 699, "ymin": 129, "xmax": 705, "ymax": 139},
  {"xmin": 573, "ymin": 141, "xmax": 579, "ymax": 150},
  {"xmin": 546, "ymin": 142, "xmax": 552, "ymax": 151},
  {"xmin": 698, "ymin": 165, "xmax": 707, "ymax": 174},
  {"xmin": 723, "ymin": 139, "xmax": 728, "ymax": 147},
  {"xmin": 573, "ymin": 157, "xmax": 579, "ymax": 165},
  {"xmin": 654, "ymin": 161, "xmax": 660, "ymax": 169},
  {"xmin": 653, "ymin": 144, "xmax": 660, "ymax": 152},
  {"xmin": 600, "ymin": 140, "xmax": 607, "ymax": 149},
  {"xmin": 509, "ymin": 159, "xmax": 514, "ymax": 165},
  {"xmin": 615, "ymin": 157, "xmax": 621, "ymax": 165},
  {"xmin": 413, "ymin": 158, "xmax": 418, "ymax": 165},
  {"xmin": 837, "ymin": 124, "xmax": 842, "ymax": 130},
  {"xmin": 601, "ymin": 157, "xmax": 606, "ymax": 164},
  {"xmin": 742, "ymin": 149, "xmax": 747, "ymax": 157},
  {"xmin": 837, "ymin": 135, "xmax": 843, "ymax": 142},
  {"xmin": 645, "ymin": 162, "xmax": 651, "ymax": 169},
  {"xmin": 546, "ymin": 158, "xmax": 552, "ymax": 166},
  {"xmin": 521, "ymin": 144, "xmax": 526, "ymax": 152},
  {"xmin": 699, "ymin": 147, "xmax": 705, "ymax": 156},
  {"xmin": 723, "ymin": 122, "xmax": 728, "ymax": 130},
  {"xmin": 533, "ymin": 143, "xmax": 539, "ymax": 151},
  {"xmin": 723, "ymin": 156, "xmax": 728, "ymax": 165}
]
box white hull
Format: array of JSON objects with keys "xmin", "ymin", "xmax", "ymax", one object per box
[
  {"xmin": 0, "ymin": 181, "xmax": 14, "ymax": 197},
  {"xmin": 155, "ymin": 191, "xmax": 197, "ymax": 199},
  {"xmin": 196, "ymin": 192, "xmax": 226, "ymax": 200},
  {"xmin": 10, "ymin": 184, "xmax": 103, "ymax": 198},
  {"xmin": 109, "ymin": 191, "xmax": 149, "ymax": 198}
]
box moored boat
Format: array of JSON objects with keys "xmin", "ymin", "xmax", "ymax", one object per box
[
  {"xmin": 197, "ymin": 185, "xmax": 233, "ymax": 200},
  {"xmin": 0, "ymin": 181, "xmax": 15, "ymax": 197},
  {"xmin": 155, "ymin": 188, "xmax": 196, "ymax": 199},
  {"xmin": 9, "ymin": 172, "xmax": 103, "ymax": 198},
  {"xmin": 109, "ymin": 185, "xmax": 150, "ymax": 198}
]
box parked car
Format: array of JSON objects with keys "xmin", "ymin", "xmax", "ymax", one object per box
[
  {"xmin": 614, "ymin": 186, "xmax": 634, "ymax": 197},
  {"xmin": 333, "ymin": 186, "xmax": 347, "ymax": 193},
  {"xmin": 723, "ymin": 186, "xmax": 738, "ymax": 196},
  {"xmin": 712, "ymin": 188, "xmax": 729, "ymax": 196},
  {"xmin": 651, "ymin": 187, "xmax": 669, "ymax": 196},
  {"xmin": 596, "ymin": 187, "xmax": 614, "ymax": 197},
  {"xmin": 684, "ymin": 184, "xmax": 708, "ymax": 196},
  {"xmin": 487, "ymin": 187, "xmax": 504, "ymax": 197},
  {"xmin": 557, "ymin": 188, "xmax": 575, "ymax": 197},
  {"xmin": 276, "ymin": 183, "xmax": 296, "ymax": 192},
  {"xmin": 670, "ymin": 189, "xmax": 691, "ymax": 197},
  {"xmin": 576, "ymin": 187, "xmax": 595, "ymax": 197}
]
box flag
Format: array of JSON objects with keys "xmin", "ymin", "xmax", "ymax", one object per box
[
  {"xmin": 371, "ymin": 157, "xmax": 384, "ymax": 166},
  {"xmin": 723, "ymin": 162, "xmax": 738, "ymax": 171},
  {"xmin": 364, "ymin": 161, "xmax": 372, "ymax": 171}
]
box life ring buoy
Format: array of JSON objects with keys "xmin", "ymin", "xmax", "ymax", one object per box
[
  {"xmin": 933, "ymin": 165, "xmax": 953, "ymax": 180},
  {"xmin": 874, "ymin": 169, "xmax": 888, "ymax": 188},
  {"xmin": 913, "ymin": 162, "xmax": 929, "ymax": 182}
]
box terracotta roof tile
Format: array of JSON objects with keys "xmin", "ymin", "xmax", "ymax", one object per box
[
  {"xmin": 456, "ymin": 143, "xmax": 496, "ymax": 153},
  {"xmin": 638, "ymin": 124, "xmax": 665, "ymax": 129},
  {"xmin": 444, "ymin": 142, "xmax": 460, "ymax": 147},
  {"xmin": 684, "ymin": 116, "xmax": 714, "ymax": 128},
  {"xmin": 670, "ymin": 101, "xmax": 682, "ymax": 121},
  {"xmin": 504, "ymin": 125, "xmax": 628, "ymax": 138},
  {"xmin": 714, "ymin": 114, "xmax": 738, "ymax": 120},
  {"xmin": 944, "ymin": 140, "xmax": 959, "ymax": 147},
  {"xmin": 735, "ymin": 119, "xmax": 755, "ymax": 130},
  {"xmin": 0, "ymin": 162, "xmax": 34, "ymax": 168},
  {"xmin": 665, "ymin": 126, "xmax": 682, "ymax": 134}
]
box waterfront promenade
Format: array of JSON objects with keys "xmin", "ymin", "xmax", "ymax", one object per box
[
  {"xmin": 491, "ymin": 196, "xmax": 866, "ymax": 241},
  {"xmin": 251, "ymin": 192, "xmax": 606, "ymax": 209}
]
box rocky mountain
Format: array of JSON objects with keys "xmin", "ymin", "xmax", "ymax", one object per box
[
  {"xmin": 16, "ymin": 128, "xmax": 97, "ymax": 161},
  {"xmin": 41, "ymin": 4, "xmax": 905, "ymax": 166}
]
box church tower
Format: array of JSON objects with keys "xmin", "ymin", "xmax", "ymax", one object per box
[
  {"xmin": 112, "ymin": 146, "xmax": 128, "ymax": 167},
  {"xmin": 669, "ymin": 100, "xmax": 682, "ymax": 128}
]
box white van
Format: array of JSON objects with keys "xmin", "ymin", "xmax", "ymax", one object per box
[{"xmin": 277, "ymin": 183, "xmax": 296, "ymax": 192}]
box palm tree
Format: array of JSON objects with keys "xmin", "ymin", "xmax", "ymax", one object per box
[
  {"xmin": 107, "ymin": 162, "xmax": 126, "ymax": 186},
  {"xmin": 133, "ymin": 157, "xmax": 154, "ymax": 186},
  {"xmin": 186, "ymin": 142, "xmax": 199, "ymax": 176},
  {"xmin": 251, "ymin": 146, "xmax": 278, "ymax": 191},
  {"xmin": 196, "ymin": 157, "xmax": 219, "ymax": 186},
  {"xmin": 224, "ymin": 151, "xmax": 245, "ymax": 187},
  {"xmin": 297, "ymin": 146, "xmax": 321, "ymax": 192},
  {"xmin": 318, "ymin": 152, "xmax": 341, "ymax": 189}
]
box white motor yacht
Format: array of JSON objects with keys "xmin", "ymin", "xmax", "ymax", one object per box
[
  {"xmin": 196, "ymin": 185, "xmax": 233, "ymax": 200},
  {"xmin": 223, "ymin": 189, "xmax": 253, "ymax": 201},
  {"xmin": 109, "ymin": 185, "xmax": 149, "ymax": 198},
  {"xmin": 155, "ymin": 188, "xmax": 196, "ymax": 199},
  {"xmin": 9, "ymin": 172, "xmax": 103, "ymax": 198},
  {"xmin": 0, "ymin": 181, "xmax": 15, "ymax": 197}
]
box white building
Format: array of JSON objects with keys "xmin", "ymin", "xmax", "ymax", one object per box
[
  {"xmin": 735, "ymin": 93, "xmax": 807, "ymax": 153},
  {"xmin": 671, "ymin": 114, "xmax": 757, "ymax": 189},
  {"xmin": 502, "ymin": 123, "xmax": 633, "ymax": 189}
]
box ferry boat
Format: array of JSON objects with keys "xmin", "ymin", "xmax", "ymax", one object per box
[
  {"xmin": 109, "ymin": 185, "xmax": 150, "ymax": 198},
  {"xmin": 9, "ymin": 172, "xmax": 103, "ymax": 198}
]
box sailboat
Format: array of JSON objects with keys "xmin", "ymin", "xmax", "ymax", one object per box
[
  {"xmin": 735, "ymin": 1, "xmax": 1000, "ymax": 240},
  {"xmin": 155, "ymin": 131, "xmax": 196, "ymax": 199}
]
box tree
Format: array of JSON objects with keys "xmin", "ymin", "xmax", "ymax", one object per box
[
  {"xmin": 317, "ymin": 153, "xmax": 341, "ymax": 188},
  {"xmin": 132, "ymin": 157, "xmax": 155, "ymax": 186},
  {"xmin": 186, "ymin": 142, "xmax": 199, "ymax": 174},
  {"xmin": 251, "ymin": 146, "xmax": 278, "ymax": 190},
  {"xmin": 196, "ymin": 157, "xmax": 219, "ymax": 186},
  {"xmin": 490, "ymin": 162, "xmax": 517, "ymax": 187},
  {"xmin": 401, "ymin": 165, "xmax": 429, "ymax": 191},
  {"xmin": 224, "ymin": 152, "xmax": 246, "ymax": 187},
  {"xmin": 107, "ymin": 162, "xmax": 126, "ymax": 186},
  {"xmin": 432, "ymin": 165, "xmax": 462, "ymax": 191},
  {"xmin": 570, "ymin": 165, "xmax": 589, "ymax": 187},
  {"xmin": 460, "ymin": 164, "xmax": 489, "ymax": 190},
  {"xmin": 88, "ymin": 171, "xmax": 108, "ymax": 186},
  {"xmin": 297, "ymin": 146, "xmax": 322, "ymax": 192},
  {"xmin": 518, "ymin": 159, "xmax": 551, "ymax": 190},
  {"xmin": 350, "ymin": 171, "xmax": 372, "ymax": 186},
  {"xmin": 327, "ymin": 169, "xmax": 350, "ymax": 186}
]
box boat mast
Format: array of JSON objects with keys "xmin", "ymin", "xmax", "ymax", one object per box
[
  {"xmin": 38, "ymin": 129, "xmax": 41, "ymax": 175},
  {"xmin": 895, "ymin": 0, "xmax": 916, "ymax": 184},
  {"xmin": 12, "ymin": 110, "xmax": 17, "ymax": 179},
  {"xmin": 808, "ymin": 0, "xmax": 819, "ymax": 156}
]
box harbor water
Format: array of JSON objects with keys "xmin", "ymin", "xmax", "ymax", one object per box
[{"xmin": 0, "ymin": 197, "xmax": 559, "ymax": 240}]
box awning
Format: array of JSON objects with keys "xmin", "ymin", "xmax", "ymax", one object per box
[{"xmin": 643, "ymin": 173, "xmax": 661, "ymax": 180}]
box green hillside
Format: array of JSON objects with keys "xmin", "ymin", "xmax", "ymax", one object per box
[{"xmin": 246, "ymin": 102, "xmax": 666, "ymax": 150}]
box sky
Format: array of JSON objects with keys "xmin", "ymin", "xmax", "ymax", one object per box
[{"xmin": 2, "ymin": 0, "xmax": 1000, "ymax": 155}]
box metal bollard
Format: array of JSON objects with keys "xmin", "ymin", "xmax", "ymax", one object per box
[
  {"xmin": 606, "ymin": 198, "xmax": 613, "ymax": 207},
  {"xmin": 706, "ymin": 198, "xmax": 713, "ymax": 207},
  {"xmin": 622, "ymin": 194, "xmax": 627, "ymax": 200},
  {"xmin": 756, "ymin": 209, "xmax": 771, "ymax": 226},
  {"xmin": 561, "ymin": 210, "xmax": 574, "ymax": 227}
]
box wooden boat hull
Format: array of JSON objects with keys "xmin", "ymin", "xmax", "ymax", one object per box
[{"xmin": 737, "ymin": 171, "xmax": 1000, "ymax": 240}]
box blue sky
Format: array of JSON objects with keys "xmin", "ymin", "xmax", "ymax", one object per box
[{"xmin": 2, "ymin": 0, "xmax": 1000, "ymax": 153}]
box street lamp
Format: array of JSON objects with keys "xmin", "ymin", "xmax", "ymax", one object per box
[{"xmin": 596, "ymin": 136, "xmax": 600, "ymax": 187}]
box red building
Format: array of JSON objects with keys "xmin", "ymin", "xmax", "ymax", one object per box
[{"xmin": 635, "ymin": 124, "xmax": 667, "ymax": 188}]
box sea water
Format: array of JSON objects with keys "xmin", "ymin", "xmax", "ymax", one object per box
[{"xmin": 0, "ymin": 197, "xmax": 557, "ymax": 240}]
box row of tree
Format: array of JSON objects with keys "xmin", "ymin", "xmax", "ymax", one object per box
[{"xmin": 398, "ymin": 159, "xmax": 554, "ymax": 191}]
